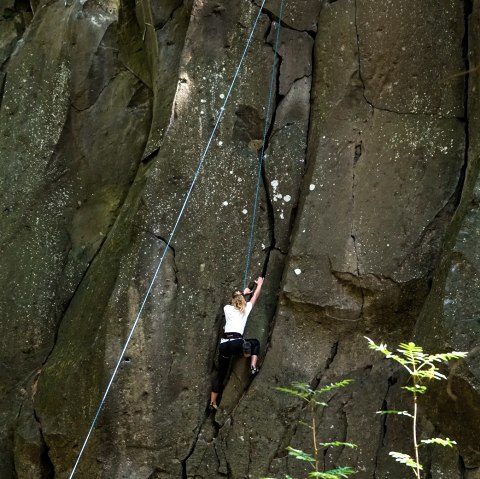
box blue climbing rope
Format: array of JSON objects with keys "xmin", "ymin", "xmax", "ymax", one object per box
[
  {"xmin": 243, "ymin": 0, "xmax": 285, "ymax": 290},
  {"xmin": 68, "ymin": 1, "xmax": 268, "ymax": 477}
]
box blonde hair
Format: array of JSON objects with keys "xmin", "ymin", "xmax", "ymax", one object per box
[{"xmin": 231, "ymin": 291, "xmax": 246, "ymax": 313}]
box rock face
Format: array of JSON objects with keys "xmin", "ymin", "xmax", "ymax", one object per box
[{"xmin": 0, "ymin": 0, "xmax": 479, "ymax": 478}]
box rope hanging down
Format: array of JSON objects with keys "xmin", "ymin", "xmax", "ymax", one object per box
[
  {"xmin": 243, "ymin": 0, "xmax": 285, "ymax": 291},
  {"xmin": 68, "ymin": 2, "xmax": 268, "ymax": 477}
]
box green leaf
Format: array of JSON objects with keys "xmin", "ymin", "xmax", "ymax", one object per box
[
  {"xmin": 317, "ymin": 379, "xmax": 353, "ymax": 394},
  {"xmin": 376, "ymin": 410, "xmax": 414, "ymax": 418},
  {"xmin": 402, "ymin": 385, "xmax": 427, "ymax": 395},
  {"xmin": 397, "ymin": 342, "xmax": 424, "ymax": 356},
  {"xmin": 309, "ymin": 467, "xmax": 355, "ymax": 478},
  {"xmin": 309, "ymin": 474, "xmax": 339, "ymax": 479},
  {"xmin": 365, "ymin": 337, "xmax": 392, "ymax": 356},
  {"xmin": 421, "ymin": 437, "xmax": 457, "ymax": 447},
  {"xmin": 291, "ymin": 382, "xmax": 315, "ymax": 395},
  {"xmin": 413, "ymin": 368, "xmax": 446, "ymax": 381},
  {"xmin": 319, "ymin": 441, "xmax": 357, "ymax": 449},
  {"xmin": 286, "ymin": 447, "xmax": 315, "ymax": 463},
  {"xmin": 426, "ymin": 352, "xmax": 468, "ymax": 362},
  {"xmin": 273, "ymin": 387, "xmax": 309, "ymax": 401},
  {"xmin": 389, "ymin": 451, "xmax": 423, "ymax": 470},
  {"xmin": 364, "ymin": 338, "xmax": 409, "ymax": 367}
]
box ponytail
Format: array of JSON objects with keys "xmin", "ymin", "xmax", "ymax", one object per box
[{"xmin": 231, "ymin": 291, "xmax": 246, "ymax": 313}]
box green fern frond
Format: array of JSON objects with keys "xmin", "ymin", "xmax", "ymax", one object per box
[
  {"xmin": 421, "ymin": 437, "xmax": 457, "ymax": 447},
  {"xmin": 376, "ymin": 410, "xmax": 413, "ymax": 418},
  {"xmin": 389, "ymin": 451, "xmax": 423, "ymax": 470},
  {"xmin": 309, "ymin": 466, "xmax": 355, "ymax": 478},
  {"xmin": 317, "ymin": 379, "xmax": 353, "ymax": 394},
  {"xmin": 319, "ymin": 441, "xmax": 357, "ymax": 448},
  {"xmin": 286, "ymin": 446, "xmax": 315, "ymax": 463}
]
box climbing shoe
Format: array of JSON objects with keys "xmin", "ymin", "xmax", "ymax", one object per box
[
  {"xmin": 242, "ymin": 341, "xmax": 252, "ymax": 357},
  {"xmin": 207, "ymin": 402, "xmax": 218, "ymax": 414},
  {"xmin": 250, "ymin": 366, "xmax": 259, "ymax": 376}
]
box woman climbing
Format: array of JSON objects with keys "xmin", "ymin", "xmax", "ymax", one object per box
[{"xmin": 208, "ymin": 276, "xmax": 265, "ymax": 412}]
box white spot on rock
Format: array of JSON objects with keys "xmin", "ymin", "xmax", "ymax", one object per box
[
  {"xmin": 242, "ymin": 209, "xmax": 248, "ymax": 214},
  {"xmin": 309, "ymin": 184, "xmax": 316, "ymax": 191},
  {"xmin": 271, "ymin": 180, "xmax": 279, "ymax": 188},
  {"xmin": 294, "ymin": 268, "xmax": 302, "ymax": 275},
  {"xmin": 284, "ymin": 195, "xmax": 291, "ymax": 202},
  {"xmin": 222, "ymin": 201, "xmax": 228, "ymax": 206},
  {"xmin": 219, "ymin": 93, "xmax": 225, "ymax": 99}
]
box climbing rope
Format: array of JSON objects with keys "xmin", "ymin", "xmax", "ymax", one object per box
[
  {"xmin": 68, "ymin": 1, "xmax": 268, "ymax": 477},
  {"xmin": 243, "ymin": 0, "xmax": 285, "ymax": 290}
]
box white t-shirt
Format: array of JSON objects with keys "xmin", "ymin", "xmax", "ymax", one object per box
[{"xmin": 221, "ymin": 302, "xmax": 253, "ymax": 341}]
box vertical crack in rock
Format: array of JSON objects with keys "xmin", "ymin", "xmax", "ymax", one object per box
[
  {"xmin": 261, "ymin": 17, "xmax": 283, "ymax": 270},
  {"xmin": 32, "ymin": 412, "xmax": 55, "ymax": 478},
  {"xmin": 351, "ymin": 136, "xmax": 364, "ymax": 317},
  {"xmin": 268, "ymin": 342, "xmax": 339, "ymax": 476},
  {"xmin": 324, "ymin": 340, "xmax": 339, "ymax": 374},
  {"xmin": 0, "ymin": 72, "xmax": 6, "ymax": 112},
  {"xmin": 181, "ymin": 417, "xmax": 207, "ymax": 479},
  {"xmin": 255, "ymin": 15, "xmax": 284, "ymax": 354},
  {"xmin": 303, "ymin": 21, "xmax": 317, "ymax": 170},
  {"xmin": 459, "ymin": 454, "xmax": 466, "ymax": 478},
  {"xmin": 322, "ymin": 394, "xmax": 350, "ymax": 472},
  {"xmin": 372, "ymin": 375, "xmax": 396, "ymax": 479},
  {"xmin": 353, "ymin": 0, "xmax": 374, "ymax": 111},
  {"xmin": 261, "ymin": 149, "xmax": 278, "ymax": 272},
  {"xmin": 31, "ymin": 229, "xmax": 111, "ymax": 387},
  {"xmin": 30, "ymin": 380, "xmax": 56, "ymax": 479},
  {"xmin": 457, "ymin": 0, "xmax": 473, "ymax": 208},
  {"xmin": 309, "ymin": 342, "xmax": 339, "ymax": 438}
]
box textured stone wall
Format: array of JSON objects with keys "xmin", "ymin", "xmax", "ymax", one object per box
[{"xmin": 0, "ymin": 0, "xmax": 479, "ymax": 478}]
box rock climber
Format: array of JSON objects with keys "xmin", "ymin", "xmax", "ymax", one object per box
[{"xmin": 208, "ymin": 276, "xmax": 265, "ymax": 412}]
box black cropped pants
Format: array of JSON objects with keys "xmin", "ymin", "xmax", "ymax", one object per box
[{"xmin": 212, "ymin": 338, "xmax": 260, "ymax": 393}]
